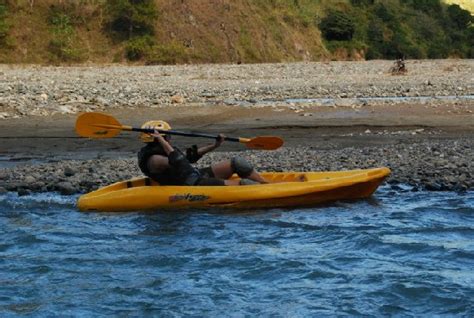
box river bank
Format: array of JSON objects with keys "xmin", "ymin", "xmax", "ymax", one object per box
[
  {"xmin": 0, "ymin": 60, "xmax": 473, "ymax": 195},
  {"xmin": 1, "ymin": 137, "xmax": 473, "ymax": 195}
]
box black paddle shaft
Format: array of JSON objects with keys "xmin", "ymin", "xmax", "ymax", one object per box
[{"xmin": 131, "ymin": 127, "xmax": 241, "ymax": 142}]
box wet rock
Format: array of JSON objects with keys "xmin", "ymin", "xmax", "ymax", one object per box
[
  {"xmin": 24, "ymin": 175, "xmax": 37, "ymax": 185},
  {"xmin": 17, "ymin": 188, "xmax": 31, "ymax": 196},
  {"xmin": 56, "ymin": 182, "xmax": 77, "ymax": 195},
  {"xmin": 453, "ymin": 183, "xmax": 468, "ymax": 192},
  {"xmin": 26, "ymin": 180, "xmax": 44, "ymax": 191},
  {"xmin": 64, "ymin": 167, "xmax": 76, "ymax": 177},
  {"xmin": 425, "ymin": 182, "xmax": 442, "ymax": 191},
  {"xmin": 80, "ymin": 180, "xmax": 97, "ymax": 191}
]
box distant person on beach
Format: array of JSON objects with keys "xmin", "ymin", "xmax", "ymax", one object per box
[
  {"xmin": 390, "ymin": 58, "xmax": 407, "ymax": 75},
  {"xmin": 137, "ymin": 121, "xmax": 268, "ymax": 186}
]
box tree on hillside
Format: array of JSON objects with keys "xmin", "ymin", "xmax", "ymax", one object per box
[
  {"xmin": 374, "ymin": 3, "xmax": 395, "ymax": 23},
  {"xmin": 403, "ymin": 0, "xmax": 443, "ymax": 14},
  {"xmin": 365, "ymin": 18, "xmax": 385, "ymax": 59},
  {"xmin": 447, "ymin": 4, "xmax": 473, "ymax": 29},
  {"xmin": 320, "ymin": 10, "xmax": 356, "ymax": 41},
  {"xmin": 106, "ymin": 0, "xmax": 157, "ymax": 39}
]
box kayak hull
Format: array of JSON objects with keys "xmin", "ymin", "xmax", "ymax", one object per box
[{"xmin": 77, "ymin": 167, "xmax": 391, "ymax": 212}]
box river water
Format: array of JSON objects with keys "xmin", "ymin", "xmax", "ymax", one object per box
[{"xmin": 0, "ymin": 187, "xmax": 473, "ymax": 317}]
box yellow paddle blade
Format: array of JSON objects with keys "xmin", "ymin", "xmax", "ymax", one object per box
[
  {"xmin": 244, "ymin": 136, "xmax": 284, "ymax": 150},
  {"xmin": 75, "ymin": 112, "xmax": 123, "ymax": 139}
]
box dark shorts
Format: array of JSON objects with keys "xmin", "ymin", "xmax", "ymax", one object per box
[
  {"xmin": 198, "ymin": 166, "xmax": 215, "ymax": 178},
  {"xmin": 197, "ymin": 166, "xmax": 225, "ymax": 186}
]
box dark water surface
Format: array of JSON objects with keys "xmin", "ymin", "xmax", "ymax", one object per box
[{"xmin": 1, "ymin": 188, "xmax": 473, "ymax": 317}]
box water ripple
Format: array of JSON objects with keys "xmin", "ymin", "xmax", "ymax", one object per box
[{"xmin": 0, "ymin": 189, "xmax": 473, "ymax": 316}]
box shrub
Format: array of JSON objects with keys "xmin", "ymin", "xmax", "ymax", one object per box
[
  {"xmin": 374, "ymin": 3, "xmax": 395, "ymax": 23},
  {"xmin": 447, "ymin": 4, "xmax": 473, "ymax": 30},
  {"xmin": 238, "ymin": 27, "xmax": 260, "ymax": 61},
  {"xmin": 48, "ymin": 9, "xmax": 84, "ymax": 61},
  {"xmin": 320, "ymin": 10, "xmax": 355, "ymax": 41},
  {"xmin": 390, "ymin": 30, "xmax": 412, "ymax": 58},
  {"xmin": 125, "ymin": 35, "xmax": 154, "ymax": 61},
  {"xmin": 146, "ymin": 41, "xmax": 189, "ymax": 65},
  {"xmin": 468, "ymin": 26, "xmax": 474, "ymax": 47},
  {"xmin": 406, "ymin": 0, "xmax": 443, "ymax": 14},
  {"xmin": 106, "ymin": 0, "xmax": 157, "ymax": 39},
  {"xmin": 365, "ymin": 18, "xmax": 385, "ymax": 59},
  {"xmin": 0, "ymin": 4, "xmax": 9, "ymax": 44}
]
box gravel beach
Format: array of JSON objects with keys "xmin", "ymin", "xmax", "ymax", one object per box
[
  {"xmin": 0, "ymin": 60, "xmax": 473, "ymax": 194},
  {"xmin": 1, "ymin": 60, "xmax": 473, "ymax": 119}
]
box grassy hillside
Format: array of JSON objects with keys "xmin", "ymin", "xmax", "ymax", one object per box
[
  {"xmin": 0, "ymin": 0, "xmax": 472, "ymax": 64},
  {"xmin": 0, "ymin": 0, "xmax": 331, "ymax": 64}
]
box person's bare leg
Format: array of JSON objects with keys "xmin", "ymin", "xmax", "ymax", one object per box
[
  {"xmin": 246, "ymin": 170, "xmax": 269, "ymax": 184},
  {"xmin": 210, "ymin": 161, "xmax": 242, "ymax": 185},
  {"xmin": 211, "ymin": 160, "xmax": 268, "ymax": 184},
  {"xmin": 211, "ymin": 161, "xmax": 234, "ymax": 179}
]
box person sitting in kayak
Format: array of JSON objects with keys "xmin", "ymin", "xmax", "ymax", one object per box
[{"xmin": 137, "ymin": 120, "xmax": 268, "ymax": 186}]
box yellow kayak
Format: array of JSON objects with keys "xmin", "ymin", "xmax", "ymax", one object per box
[{"xmin": 77, "ymin": 167, "xmax": 390, "ymax": 212}]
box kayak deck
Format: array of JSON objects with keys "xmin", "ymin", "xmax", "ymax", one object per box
[{"xmin": 77, "ymin": 167, "xmax": 391, "ymax": 212}]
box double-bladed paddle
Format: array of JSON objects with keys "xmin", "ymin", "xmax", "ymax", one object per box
[{"xmin": 75, "ymin": 112, "xmax": 284, "ymax": 151}]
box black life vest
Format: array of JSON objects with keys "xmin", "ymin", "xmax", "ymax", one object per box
[{"xmin": 137, "ymin": 143, "xmax": 202, "ymax": 185}]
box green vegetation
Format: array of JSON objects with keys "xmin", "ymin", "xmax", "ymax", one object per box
[
  {"xmin": 106, "ymin": 0, "xmax": 157, "ymax": 39},
  {"xmin": 124, "ymin": 35, "xmax": 153, "ymax": 61},
  {"xmin": 47, "ymin": 6, "xmax": 85, "ymax": 62},
  {"xmin": 0, "ymin": 0, "xmax": 472, "ymax": 63},
  {"xmin": 0, "ymin": 3, "xmax": 10, "ymax": 46},
  {"xmin": 238, "ymin": 27, "xmax": 260, "ymax": 61},
  {"xmin": 320, "ymin": 0, "xmax": 473, "ymax": 59},
  {"xmin": 146, "ymin": 41, "xmax": 189, "ymax": 65},
  {"xmin": 320, "ymin": 10, "xmax": 356, "ymax": 41},
  {"xmin": 105, "ymin": 0, "xmax": 158, "ymax": 61},
  {"xmin": 125, "ymin": 36, "xmax": 190, "ymax": 64}
]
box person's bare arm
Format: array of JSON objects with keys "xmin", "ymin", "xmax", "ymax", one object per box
[
  {"xmin": 197, "ymin": 134, "xmax": 225, "ymax": 156},
  {"xmin": 151, "ymin": 131, "xmax": 174, "ymax": 155}
]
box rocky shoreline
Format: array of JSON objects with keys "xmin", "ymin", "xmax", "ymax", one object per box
[
  {"xmin": 1, "ymin": 137, "xmax": 472, "ymax": 195},
  {"xmin": 1, "ymin": 60, "xmax": 473, "ymax": 119}
]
